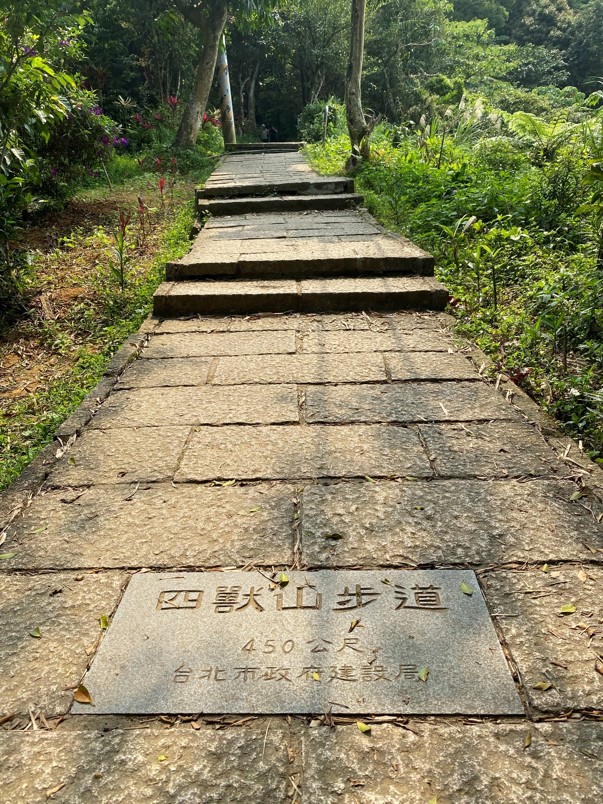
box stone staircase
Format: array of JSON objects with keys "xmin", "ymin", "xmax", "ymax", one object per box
[{"xmin": 153, "ymin": 145, "xmax": 448, "ymax": 317}]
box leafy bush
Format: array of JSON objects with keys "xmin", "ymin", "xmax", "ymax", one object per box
[
  {"xmin": 306, "ymin": 100, "xmax": 603, "ymax": 459},
  {"xmin": 298, "ymin": 99, "xmax": 346, "ymax": 143}
]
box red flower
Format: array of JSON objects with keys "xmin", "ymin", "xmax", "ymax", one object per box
[{"xmin": 159, "ymin": 177, "xmax": 166, "ymax": 195}]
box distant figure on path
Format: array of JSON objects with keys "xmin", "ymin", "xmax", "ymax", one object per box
[
  {"xmin": 259, "ymin": 124, "xmax": 269, "ymax": 142},
  {"xmin": 268, "ymin": 125, "xmax": 278, "ymax": 142}
]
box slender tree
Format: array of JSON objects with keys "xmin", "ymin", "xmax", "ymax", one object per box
[{"xmin": 345, "ymin": 0, "xmax": 369, "ymax": 167}]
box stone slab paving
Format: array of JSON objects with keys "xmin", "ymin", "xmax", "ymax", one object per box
[
  {"xmin": 301, "ymin": 479, "xmax": 603, "ymax": 566},
  {"xmin": 300, "ymin": 328, "xmax": 452, "ymax": 352},
  {"xmin": 46, "ymin": 426, "xmax": 191, "ymax": 486},
  {"xmin": 299, "ymin": 722, "xmax": 603, "ymax": 802},
  {"xmin": 0, "ymin": 572, "xmax": 126, "ymax": 717},
  {"xmin": 4, "ymin": 484, "xmax": 296, "ymax": 569},
  {"xmin": 142, "ymin": 329, "xmax": 297, "ymax": 358},
  {"xmin": 153, "ymin": 311, "xmax": 448, "ymax": 334},
  {"xmin": 0, "ymin": 723, "xmax": 292, "ymax": 803},
  {"xmin": 175, "ymin": 424, "xmax": 433, "ymax": 481},
  {"xmin": 420, "ymin": 421, "xmax": 566, "ymax": 478},
  {"xmin": 88, "ymin": 385, "xmax": 299, "ymax": 429},
  {"xmin": 2, "ymin": 156, "xmax": 603, "ymax": 801},
  {"xmin": 305, "ymin": 381, "xmax": 520, "ymax": 423},
  {"xmin": 483, "ymin": 566, "xmax": 603, "ymax": 713}
]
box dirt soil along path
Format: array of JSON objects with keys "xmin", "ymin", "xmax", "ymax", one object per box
[{"xmin": 1, "ymin": 148, "xmax": 602, "ymax": 802}]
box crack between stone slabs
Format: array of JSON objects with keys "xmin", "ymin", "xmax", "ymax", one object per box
[
  {"xmin": 41, "ymin": 473, "xmax": 575, "ymax": 495},
  {"xmin": 9, "ymin": 711, "xmax": 602, "ymax": 737},
  {"xmin": 205, "ymin": 357, "xmax": 219, "ymax": 384},
  {"xmin": 173, "ymin": 425, "xmax": 205, "ymax": 478},
  {"xmin": 4, "ymin": 557, "xmax": 603, "ymax": 578},
  {"xmin": 292, "ymin": 489, "xmax": 303, "ymax": 570},
  {"xmin": 475, "ymin": 571, "xmax": 531, "ymax": 717}
]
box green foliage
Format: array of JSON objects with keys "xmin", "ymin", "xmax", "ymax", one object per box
[
  {"xmin": 0, "ymin": 196, "xmax": 197, "ymax": 491},
  {"xmin": 0, "ymin": 2, "xmax": 112, "ymax": 311},
  {"xmin": 306, "ymin": 102, "xmax": 603, "ymax": 458},
  {"xmin": 298, "ymin": 98, "xmax": 346, "ymax": 142}
]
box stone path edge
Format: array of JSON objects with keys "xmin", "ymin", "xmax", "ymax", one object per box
[
  {"xmin": 439, "ymin": 312, "xmax": 603, "ymax": 491},
  {"xmin": 0, "ymin": 320, "xmax": 160, "ymax": 532}
]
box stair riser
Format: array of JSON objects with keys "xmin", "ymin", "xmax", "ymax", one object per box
[
  {"xmin": 196, "ymin": 194, "xmax": 363, "ymax": 216},
  {"xmin": 154, "ymin": 289, "xmax": 448, "ymax": 317},
  {"xmin": 200, "ymin": 179, "xmax": 354, "ymax": 199},
  {"xmin": 225, "ymin": 143, "xmax": 303, "ymax": 152},
  {"xmin": 167, "ymin": 257, "xmax": 435, "ymax": 281}
]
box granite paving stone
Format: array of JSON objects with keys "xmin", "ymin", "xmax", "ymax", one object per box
[
  {"xmin": 142, "ymin": 330, "xmax": 296, "ymax": 358},
  {"xmin": 89, "ymin": 385, "xmax": 299, "ymax": 429},
  {"xmin": 483, "ymin": 566, "xmax": 603, "ymax": 713},
  {"xmin": 420, "ymin": 421, "xmax": 565, "ymax": 478},
  {"xmin": 0, "ymin": 572, "xmax": 126, "ymax": 716},
  {"xmin": 212, "ymin": 352, "xmax": 386, "ymax": 384},
  {"xmin": 72, "ymin": 569, "xmax": 521, "ymax": 715},
  {"xmin": 385, "ymin": 351, "xmax": 481, "ymax": 381},
  {"xmin": 300, "ymin": 329, "xmax": 452, "ymax": 353},
  {"xmin": 176, "ymin": 424, "xmax": 432, "ymax": 481},
  {"xmin": 305, "ymin": 382, "xmax": 519, "ymax": 423},
  {"xmin": 115, "ymin": 357, "xmax": 212, "ymax": 389},
  {"xmin": 0, "ymin": 723, "xmax": 291, "ymax": 803},
  {"xmin": 301, "ymin": 479, "xmax": 602, "ymax": 567},
  {"xmin": 152, "ymin": 311, "xmax": 446, "ymax": 334},
  {"xmin": 300, "ymin": 722, "xmax": 603, "ymax": 803},
  {"xmin": 2, "ymin": 484, "xmax": 295, "ymax": 569},
  {"xmin": 46, "ymin": 426, "xmax": 191, "ymax": 487}
]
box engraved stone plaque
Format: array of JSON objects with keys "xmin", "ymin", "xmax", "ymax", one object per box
[{"xmin": 73, "ymin": 570, "xmax": 523, "ymax": 715}]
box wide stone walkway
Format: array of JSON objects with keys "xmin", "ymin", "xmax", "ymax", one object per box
[{"xmin": 1, "ymin": 148, "xmax": 602, "ymax": 801}]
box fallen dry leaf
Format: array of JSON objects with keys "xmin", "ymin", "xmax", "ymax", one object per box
[
  {"xmin": 46, "ymin": 783, "xmax": 66, "ymax": 799},
  {"xmin": 73, "ymin": 685, "xmax": 93, "ymax": 705}
]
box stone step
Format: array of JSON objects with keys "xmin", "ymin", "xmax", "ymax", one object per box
[
  {"xmin": 198, "ymin": 175, "xmax": 354, "ymax": 199},
  {"xmin": 225, "ymin": 142, "xmax": 303, "ymax": 152},
  {"xmin": 169, "ymin": 209, "xmax": 435, "ymax": 281},
  {"xmin": 196, "ymin": 192, "xmax": 364, "ymax": 216},
  {"xmin": 153, "ymin": 276, "xmax": 448, "ymax": 316}
]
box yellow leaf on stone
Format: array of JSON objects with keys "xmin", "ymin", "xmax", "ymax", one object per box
[
  {"xmin": 99, "ymin": 615, "xmax": 109, "ymax": 630},
  {"xmin": 524, "ymin": 731, "xmax": 533, "ymax": 749},
  {"xmin": 312, "ymin": 672, "xmax": 320, "ymax": 681},
  {"xmin": 157, "ymin": 755, "xmax": 168, "ymax": 762},
  {"xmin": 559, "ymin": 604, "xmax": 577, "ymax": 615},
  {"xmin": 278, "ymin": 572, "xmax": 289, "ymax": 587},
  {"xmin": 356, "ymin": 721, "xmax": 371, "ymax": 734},
  {"xmin": 418, "ymin": 666, "xmax": 430, "ymax": 682},
  {"xmin": 533, "ymin": 681, "xmax": 552, "ymax": 691},
  {"xmin": 73, "ymin": 685, "xmax": 93, "ymax": 705},
  {"xmin": 29, "ymin": 627, "xmax": 42, "ymax": 639},
  {"xmin": 460, "ymin": 582, "xmax": 474, "ymax": 596}
]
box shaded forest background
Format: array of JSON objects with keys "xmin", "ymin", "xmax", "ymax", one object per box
[{"xmin": 0, "ymin": 0, "xmax": 602, "ymax": 485}]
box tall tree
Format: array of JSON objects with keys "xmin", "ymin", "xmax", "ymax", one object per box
[
  {"xmin": 172, "ymin": 0, "xmax": 229, "ymax": 147},
  {"xmin": 172, "ymin": 0, "xmax": 279, "ymax": 147},
  {"xmin": 345, "ymin": 0, "xmax": 369, "ymax": 167}
]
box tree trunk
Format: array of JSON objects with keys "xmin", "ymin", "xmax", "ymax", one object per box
[
  {"xmin": 217, "ymin": 37, "xmax": 236, "ymax": 145},
  {"xmin": 174, "ymin": 0, "xmax": 228, "ymax": 148},
  {"xmin": 345, "ymin": 0, "xmax": 369, "ymax": 169},
  {"xmin": 247, "ymin": 62, "xmax": 260, "ymax": 131}
]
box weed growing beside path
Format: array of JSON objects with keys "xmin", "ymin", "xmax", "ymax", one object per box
[
  {"xmin": 0, "ymin": 173, "xmax": 203, "ymax": 490},
  {"xmin": 307, "ymin": 130, "xmax": 603, "ymax": 461}
]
